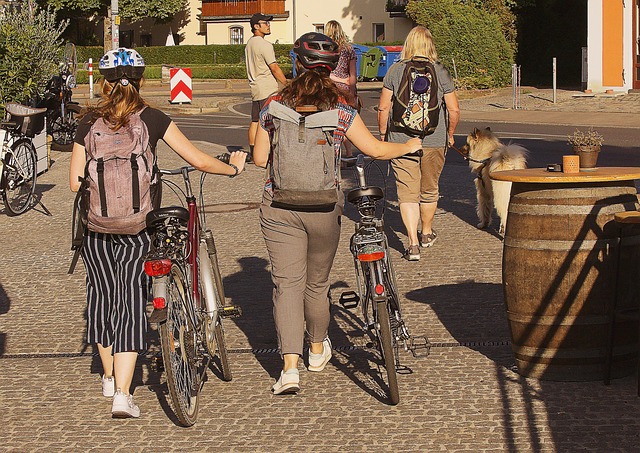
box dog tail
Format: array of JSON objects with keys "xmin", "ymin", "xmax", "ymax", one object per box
[{"xmin": 492, "ymin": 144, "xmax": 528, "ymax": 170}]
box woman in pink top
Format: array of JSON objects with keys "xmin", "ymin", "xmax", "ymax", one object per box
[{"xmin": 326, "ymin": 20, "xmax": 358, "ymax": 157}]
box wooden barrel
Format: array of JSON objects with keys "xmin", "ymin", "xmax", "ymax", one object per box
[{"xmin": 503, "ymin": 181, "xmax": 640, "ymax": 381}]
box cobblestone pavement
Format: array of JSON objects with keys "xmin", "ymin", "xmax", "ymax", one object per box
[{"xmin": 0, "ymin": 82, "xmax": 639, "ymax": 451}]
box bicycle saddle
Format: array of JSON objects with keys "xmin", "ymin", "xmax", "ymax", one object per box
[
  {"xmin": 347, "ymin": 186, "xmax": 384, "ymax": 204},
  {"xmin": 146, "ymin": 206, "xmax": 190, "ymax": 228}
]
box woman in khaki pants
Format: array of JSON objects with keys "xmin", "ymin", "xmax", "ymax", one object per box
[{"xmin": 253, "ymin": 33, "xmax": 421, "ymax": 395}]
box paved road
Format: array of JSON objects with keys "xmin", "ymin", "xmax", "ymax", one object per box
[{"xmin": 0, "ymin": 81, "xmax": 638, "ymax": 451}]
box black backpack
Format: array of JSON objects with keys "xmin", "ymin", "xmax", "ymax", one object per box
[{"xmin": 390, "ymin": 57, "xmax": 440, "ymax": 138}]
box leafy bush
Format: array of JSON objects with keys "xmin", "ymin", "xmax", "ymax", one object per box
[
  {"xmin": 75, "ymin": 64, "xmax": 293, "ymax": 83},
  {"xmin": 77, "ymin": 43, "xmax": 296, "ymax": 67},
  {"xmin": 0, "ymin": 1, "xmax": 68, "ymax": 108},
  {"xmin": 405, "ymin": 0, "xmax": 513, "ymax": 88}
]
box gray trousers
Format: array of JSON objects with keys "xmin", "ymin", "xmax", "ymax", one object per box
[{"xmin": 259, "ymin": 194, "xmax": 343, "ymax": 356}]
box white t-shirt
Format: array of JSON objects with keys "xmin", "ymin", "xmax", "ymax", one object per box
[{"xmin": 245, "ymin": 35, "xmax": 279, "ymax": 101}]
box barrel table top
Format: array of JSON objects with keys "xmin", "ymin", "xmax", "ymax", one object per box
[{"xmin": 490, "ymin": 167, "xmax": 640, "ymax": 183}]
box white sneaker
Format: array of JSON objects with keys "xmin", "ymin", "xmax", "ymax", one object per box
[
  {"xmin": 102, "ymin": 375, "xmax": 115, "ymax": 397},
  {"xmin": 308, "ymin": 337, "xmax": 332, "ymax": 372},
  {"xmin": 272, "ymin": 369, "xmax": 300, "ymax": 395},
  {"xmin": 111, "ymin": 389, "xmax": 140, "ymax": 418}
]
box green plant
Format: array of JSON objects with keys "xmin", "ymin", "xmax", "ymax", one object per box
[
  {"xmin": 567, "ymin": 128, "xmax": 604, "ymax": 148},
  {"xmin": 405, "ymin": 0, "xmax": 514, "ymax": 88},
  {"xmin": 0, "ymin": 0, "xmax": 68, "ymax": 110}
]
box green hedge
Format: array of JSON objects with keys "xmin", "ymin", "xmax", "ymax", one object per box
[
  {"xmin": 77, "ymin": 44, "xmax": 296, "ymax": 66},
  {"xmin": 75, "ymin": 63, "xmax": 293, "ymax": 83}
]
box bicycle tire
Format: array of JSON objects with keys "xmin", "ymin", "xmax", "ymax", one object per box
[
  {"xmin": 160, "ymin": 264, "xmax": 200, "ymax": 426},
  {"xmin": 376, "ymin": 299, "xmax": 400, "ymax": 405},
  {"xmin": 209, "ymin": 252, "xmax": 232, "ymax": 381},
  {"xmin": 51, "ymin": 104, "xmax": 81, "ymax": 146},
  {"xmin": 2, "ymin": 138, "xmax": 37, "ymax": 216}
]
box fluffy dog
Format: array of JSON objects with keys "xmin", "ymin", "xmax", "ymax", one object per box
[{"xmin": 460, "ymin": 127, "xmax": 528, "ymax": 235}]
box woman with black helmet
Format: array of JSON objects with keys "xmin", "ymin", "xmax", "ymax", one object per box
[
  {"xmin": 253, "ymin": 33, "xmax": 421, "ymax": 395},
  {"xmin": 69, "ymin": 48, "xmax": 247, "ymax": 418}
]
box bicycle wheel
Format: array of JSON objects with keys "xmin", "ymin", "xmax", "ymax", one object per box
[
  {"xmin": 376, "ymin": 299, "xmax": 400, "ymax": 405},
  {"xmin": 159, "ymin": 264, "xmax": 200, "ymax": 426},
  {"xmin": 207, "ymin": 254, "xmax": 233, "ymax": 381},
  {"xmin": 51, "ymin": 104, "xmax": 81, "ymax": 145},
  {"xmin": 2, "ymin": 138, "xmax": 37, "ymax": 216}
]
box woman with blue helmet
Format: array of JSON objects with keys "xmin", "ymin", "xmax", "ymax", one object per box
[{"xmin": 70, "ymin": 48, "xmax": 247, "ymax": 419}]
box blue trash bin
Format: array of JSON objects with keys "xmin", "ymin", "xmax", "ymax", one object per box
[
  {"xmin": 376, "ymin": 45, "xmax": 403, "ymax": 80},
  {"xmin": 351, "ymin": 44, "xmax": 369, "ymax": 80},
  {"xmin": 290, "ymin": 49, "xmax": 298, "ymax": 77}
]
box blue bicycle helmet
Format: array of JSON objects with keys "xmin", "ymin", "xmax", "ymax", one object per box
[
  {"xmin": 293, "ymin": 33, "xmax": 339, "ymax": 71},
  {"xmin": 99, "ymin": 48, "xmax": 145, "ymax": 82}
]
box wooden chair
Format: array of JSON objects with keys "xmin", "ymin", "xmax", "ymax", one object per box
[{"xmin": 605, "ymin": 211, "xmax": 640, "ymax": 395}]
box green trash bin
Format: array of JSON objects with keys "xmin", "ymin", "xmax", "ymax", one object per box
[{"xmin": 360, "ymin": 47, "xmax": 382, "ymax": 80}]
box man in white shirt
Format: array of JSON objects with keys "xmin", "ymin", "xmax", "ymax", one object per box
[{"xmin": 245, "ymin": 13, "xmax": 287, "ymax": 161}]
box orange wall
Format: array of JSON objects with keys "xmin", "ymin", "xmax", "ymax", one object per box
[{"xmin": 602, "ymin": 0, "xmax": 624, "ymax": 86}]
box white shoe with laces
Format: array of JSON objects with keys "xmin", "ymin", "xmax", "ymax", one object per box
[
  {"xmin": 308, "ymin": 338, "xmax": 332, "ymax": 372},
  {"xmin": 111, "ymin": 389, "xmax": 140, "ymax": 418},
  {"xmin": 102, "ymin": 375, "xmax": 115, "ymax": 397},
  {"xmin": 272, "ymin": 369, "xmax": 300, "ymax": 395}
]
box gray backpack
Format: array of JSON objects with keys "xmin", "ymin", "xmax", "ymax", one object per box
[
  {"xmin": 269, "ymin": 101, "xmax": 340, "ymax": 212},
  {"xmin": 83, "ymin": 108, "xmax": 159, "ymax": 235}
]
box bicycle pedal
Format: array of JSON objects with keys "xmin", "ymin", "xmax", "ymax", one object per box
[
  {"xmin": 339, "ymin": 291, "xmax": 360, "ymax": 309},
  {"xmin": 220, "ymin": 305, "xmax": 242, "ymax": 319},
  {"xmin": 408, "ymin": 336, "xmax": 431, "ymax": 358}
]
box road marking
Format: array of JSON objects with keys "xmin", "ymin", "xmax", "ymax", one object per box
[{"xmin": 228, "ymin": 102, "xmax": 251, "ymax": 117}]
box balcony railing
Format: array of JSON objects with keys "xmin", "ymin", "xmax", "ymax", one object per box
[
  {"xmin": 385, "ymin": 0, "xmax": 407, "ymax": 14},
  {"xmin": 201, "ymin": 0, "xmax": 286, "ymax": 19}
]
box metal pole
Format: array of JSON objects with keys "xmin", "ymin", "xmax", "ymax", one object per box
[
  {"xmin": 88, "ymin": 58, "xmax": 94, "ymax": 99},
  {"xmin": 111, "ymin": 0, "xmax": 119, "ymax": 50},
  {"xmin": 553, "ymin": 57, "xmax": 557, "ymax": 104}
]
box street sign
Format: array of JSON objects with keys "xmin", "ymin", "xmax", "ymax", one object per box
[{"xmin": 170, "ymin": 68, "xmax": 193, "ymax": 104}]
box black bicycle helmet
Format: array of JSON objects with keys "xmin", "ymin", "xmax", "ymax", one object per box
[
  {"xmin": 99, "ymin": 48, "xmax": 145, "ymax": 82},
  {"xmin": 293, "ymin": 32, "xmax": 340, "ymax": 71}
]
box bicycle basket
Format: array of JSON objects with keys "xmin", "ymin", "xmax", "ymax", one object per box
[{"xmin": 5, "ymin": 103, "xmax": 47, "ymax": 137}]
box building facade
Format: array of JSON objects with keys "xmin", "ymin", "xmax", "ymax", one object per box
[
  {"xmin": 117, "ymin": 0, "xmax": 413, "ymax": 47},
  {"xmin": 586, "ymin": 0, "xmax": 640, "ymax": 91}
]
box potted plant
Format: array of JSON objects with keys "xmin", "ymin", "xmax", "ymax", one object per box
[{"xmin": 567, "ymin": 127, "xmax": 604, "ymax": 169}]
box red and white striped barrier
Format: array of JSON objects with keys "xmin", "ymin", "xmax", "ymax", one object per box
[
  {"xmin": 170, "ymin": 68, "xmax": 192, "ymax": 104},
  {"xmin": 88, "ymin": 58, "xmax": 94, "ymax": 99}
]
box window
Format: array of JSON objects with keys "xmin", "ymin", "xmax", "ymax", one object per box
[
  {"xmin": 119, "ymin": 30, "xmax": 133, "ymax": 48},
  {"xmin": 140, "ymin": 34, "xmax": 152, "ymax": 47},
  {"xmin": 373, "ymin": 23, "xmax": 385, "ymax": 42},
  {"xmin": 314, "ymin": 23, "xmax": 325, "ymax": 33},
  {"xmin": 230, "ymin": 26, "xmax": 243, "ymax": 45}
]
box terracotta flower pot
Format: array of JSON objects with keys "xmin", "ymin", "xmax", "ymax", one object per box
[{"xmin": 573, "ymin": 145, "xmax": 601, "ymax": 169}]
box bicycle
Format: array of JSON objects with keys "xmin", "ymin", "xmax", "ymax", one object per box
[
  {"xmin": 143, "ymin": 164, "xmax": 242, "ymax": 427},
  {"xmin": 0, "ymin": 103, "xmax": 46, "ymax": 216},
  {"xmin": 339, "ymin": 154, "xmax": 430, "ymax": 405}
]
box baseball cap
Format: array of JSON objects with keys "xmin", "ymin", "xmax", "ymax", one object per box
[{"xmin": 250, "ymin": 13, "xmax": 273, "ymax": 28}]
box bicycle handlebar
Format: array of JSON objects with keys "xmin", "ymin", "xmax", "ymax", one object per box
[{"xmin": 158, "ymin": 153, "xmax": 233, "ymax": 176}]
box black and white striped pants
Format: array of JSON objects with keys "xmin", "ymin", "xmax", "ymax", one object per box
[{"xmin": 81, "ymin": 230, "xmax": 151, "ymax": 353}]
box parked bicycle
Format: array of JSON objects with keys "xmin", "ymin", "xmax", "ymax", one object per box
[
  {"xmin": 0, "ymin": 103, "xmax": 46, "ymax": 215},
  {"xmin": 144, "ymin": 164, "xmax": 242, "ymax": 427},
  {"xmin": 339, "ymin": 154, "xmax": 430, "ymax": 405},
  {"xmin": 38, "ymin": 47, "xmax": 81, "ymax": 146}
]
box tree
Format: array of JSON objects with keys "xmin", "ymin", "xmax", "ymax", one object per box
[
  {"xmin": 406, "ymin": 0, "xmax": 514, "ymax": 88},
  {"xmin": 0, "ymin": 0, "xmax": 68, "ymax": 107},
  {"xmin": 43, "ymin": 0, "xmax": 187, "ymax": 50}
]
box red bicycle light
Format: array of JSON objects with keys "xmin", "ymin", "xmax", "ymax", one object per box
[
  {"xmin": 152, "ymin": 297, "xmax": 166, "ymax": 309},
  {"xmin": 375, "ymin": 284, "xmax": 385, "ymax": 295},
  {"xmin": 144, "ymin": 259, "xmax": 172, "ymax": 277},
  {"xmin": 357, "ymin": 245, "xmax": 385, "ymax": 262}
]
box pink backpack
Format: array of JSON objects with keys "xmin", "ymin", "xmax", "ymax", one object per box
[{"xmin": 83, "ymin": 108, "xmax": 159, "ymax": 235}]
